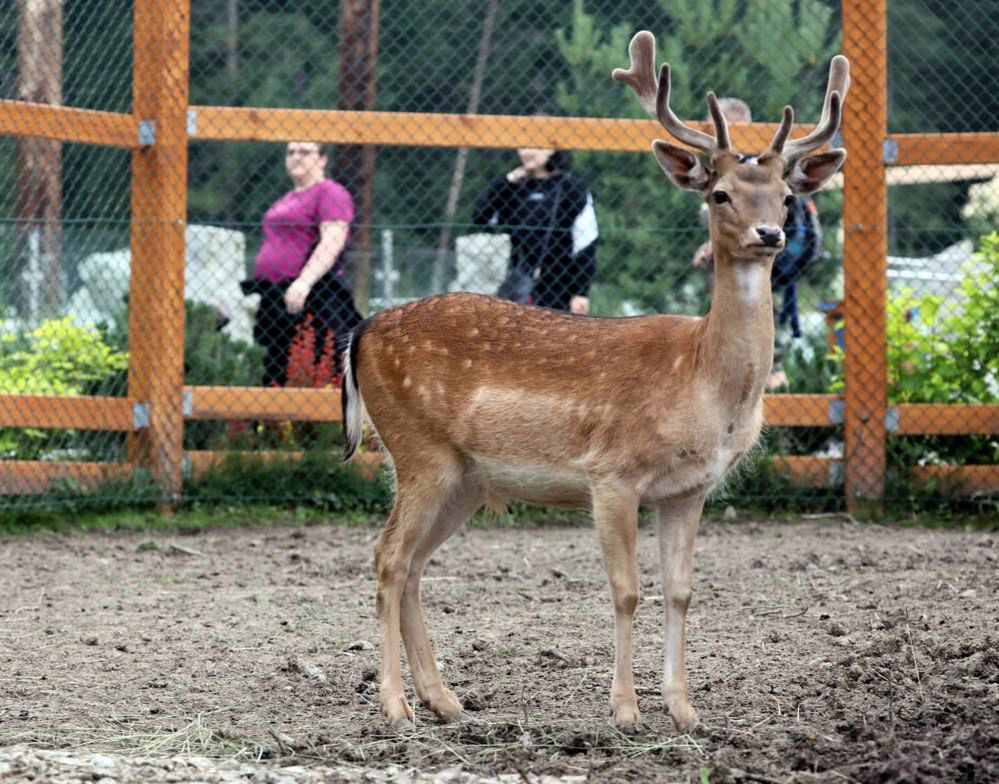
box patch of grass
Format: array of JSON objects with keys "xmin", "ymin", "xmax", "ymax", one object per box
[
  {"xmin": 0, "ymin": 712, "xmax": 264, "ymax": 760},
  {"xmin": 335, "ymin": 718, "xmax": 706, "ymax": 771}
]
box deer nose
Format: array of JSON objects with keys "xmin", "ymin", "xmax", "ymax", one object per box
[{"xmin": 756, "ymin": 227, "xmax": 784, "ymax": 247}]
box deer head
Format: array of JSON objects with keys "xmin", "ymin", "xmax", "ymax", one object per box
[{"xmin": 612, "ymin": 31, "xmax": 849, "ymax": 263}]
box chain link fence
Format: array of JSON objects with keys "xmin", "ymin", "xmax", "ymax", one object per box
[{"xmin": 1, "ymin": 0, "xmax": 996, "ymax": 515}]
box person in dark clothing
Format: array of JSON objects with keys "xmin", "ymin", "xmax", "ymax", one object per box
[
  {"xmin": 472, "ymin": 147, "xmax": 599, "ymax": 313},
  {"xmin": 242, "ymin": 141, "xmax": 362, "ymax": 386}
]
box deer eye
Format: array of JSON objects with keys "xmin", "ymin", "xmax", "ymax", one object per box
[
  {"xmin": 784, "ymin": 195, "xmax": 795, "ymax": 208},
  {"xmin": 712, "ymin": 191, "xmax": 730, "ymax": 205}
]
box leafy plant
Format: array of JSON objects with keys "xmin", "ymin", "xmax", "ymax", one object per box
[
  {"xmin": 886, "ymin": 232, "xmax": 999, "ymax": 405},
  {"xmin": 0, "ymin": 317, "xmax": 128, "ymax": 396},
  {"xmin": 0, "ymin": 318, "xmax": 130, "ymax": 459},
  {"xmin": 184, "ymin": 302, "xmax": 265, "ymax": 388},
  {"xmin": 828, "ymin": 233, "xmax": 999, "ymax": 474}
]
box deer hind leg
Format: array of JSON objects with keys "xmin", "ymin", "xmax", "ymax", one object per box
[
  {"xmin": 656, "ymin": 491, "xmax": 706, "ymax": 732},
  {"xmin": 592, "ymin": 482, "xmax": 642, "ymax": 730},
  {"xmin": 400, "ymin": 477, "xmax": 485, "ymax": 722},
  {"xmin": 373, "ymin": 458, "xmax": 462, "ymax": 729}
]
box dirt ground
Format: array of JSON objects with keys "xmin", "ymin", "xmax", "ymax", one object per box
[{"xmin": 1, "ymin": 515, "xmax": 997, "ymax": 783}]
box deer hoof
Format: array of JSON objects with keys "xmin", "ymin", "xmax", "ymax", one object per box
[
  {"xmin": 665, "ymin": 699, "xmax": 700, "ymax": 733},
  {"xmin": 391, "ymin": 716, "xmax": 418, "ymax": 732},
  {"xmin": 383, "ymin": 694, "xmax": 416, "ymax": 731},
  {"xmin": 611, "ymin": 705, "xmax": 642, "ymax": 732},
  {"xmin": 423, "ymin": 688, "xmax": 466, "ymax": 722}
]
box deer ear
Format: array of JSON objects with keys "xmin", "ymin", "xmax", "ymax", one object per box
[
  {"xmin": 786, "ymin": 149, "xmax": 846, "ymax": 195},
  {"xmin": 652, "ymin": 140, "xmax": 711, "ymax": 193}
]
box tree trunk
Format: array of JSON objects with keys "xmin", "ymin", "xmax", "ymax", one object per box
[
  {"xmin": 432, "ymin": 0, "xmax": 500, "ymax": 294},
  {"xmin": 16, "ymin": 0, "xmax": 64, "ymax": 322},
  {"xmin": 337, "ymin": 0, "xmax": 380, "ymax": 314}
]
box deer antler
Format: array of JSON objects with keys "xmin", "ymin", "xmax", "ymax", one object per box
[
  {"xmin": 770, "ymin": 55, "xmax": 850, "ymax": 159},
  {"xmin": 612, "ymin": 31, "xmax": 725, "ymax": 154}
]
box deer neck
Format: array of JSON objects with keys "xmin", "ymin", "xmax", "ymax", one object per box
[{"xmin": 699, "ymin": 247, "xmax": 775, "ymax": 399}]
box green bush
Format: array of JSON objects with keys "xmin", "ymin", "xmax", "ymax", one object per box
[
  {"xmin": 0, "ymin": 318, "xmax": 130, "ymax": 459},
  {"xmin": 0, "ymin": 317, "xmax": 129, "ymax": 396},
  {"xmin": 182, "ymin": 451, "xmax": 390, "ymax": 513},
  {"xmin": 886, "ymin": 232, "xmax": 999, "ymax": 406},
  {"xmin": 183, "ymin": 301, "xmax": 265, "ymax": 387}
]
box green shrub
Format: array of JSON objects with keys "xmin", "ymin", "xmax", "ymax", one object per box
[
  {"xmin": 0, "ymin": 317, "xmax": 128, "ymax": 396},
  {"xmin": 1, "ymin": 318, "xmax": 129, "ymax": 459},
  {"xmin": 183, "ymin": 301, "xmax": 265, "ymax": 387},
  {"xmin": 886, "ymin": 232, "xmax": 999, "ymax": 405}
]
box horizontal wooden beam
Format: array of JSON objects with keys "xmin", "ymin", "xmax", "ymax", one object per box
[
  {"xmin": 895, "ymin": 404, "xmax": 999, "ymax": 436},
  {"xmin": 184, "ymin": 386, "xmax": 342, "ymax": 422},
  {"xmin": 770, "ymin": 456, "xmax": 997, "ymax": 496},
  {"xmin": 3, "ymin": 102, "xmax": 995, "ymax": 170},
  {"xmin": 910, "ymin": 465, "xmax": 999, "ymax": 495},
  {"xmin": 770, "ymin": 456, "xmax": 840, "ymax": 487},
  {"xmin": 191, "ymin": 108, "xmax": 999, "ymax": 171},
  {"xmin": 891, "ymin": 132, "xmax": 999, "ymax": 167},
  {"xmin": 190, "ymin": 107, "xmax": 812, "ymax": 154},
  {"xmin": 0, "ymin": 395, "xmax": 137, "ymax": 431},
  {"xmin": 0, "ymin": 100, "xmax": 138, "ymax": 148},
  {"xmin": 2, "ymin": 393, "xmax": 993, "ymax": 437},
  {"xmin": 1, "ymin": 453, "xmax": 990, "ymax": 498},
  {"xmin": 0, "ymin": 461, "xmax": 132, "ymax": 495},
  {"xmin": 764, "ymin": 394, "xmax": 840, "ymax": 427}
]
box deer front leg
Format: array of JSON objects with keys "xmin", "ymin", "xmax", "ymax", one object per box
[
  {"xmin": 592, "ymin": 482, "xmax": 641, "ymax": 730},
  {"xmin": 656, "ymin": 491, "xmax": 706, "ymax": 732}
]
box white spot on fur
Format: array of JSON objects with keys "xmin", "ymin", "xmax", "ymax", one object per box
[
  {"xmin": 402, "ymin": 376, "xmax": 412, "ymax": 388},
  {"xmin": 672, "ymin": 355, "xmax": 685, "ymax": 370},
  {"xmin": 463, "ymin": 358, "xmax": 473, "ymax": 369}
]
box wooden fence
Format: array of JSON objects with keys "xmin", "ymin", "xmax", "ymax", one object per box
[{"xmin": 1, "ymin": 0, "xmax": 997, "ymax": 512}]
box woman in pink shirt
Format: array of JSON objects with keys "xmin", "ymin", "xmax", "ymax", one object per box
[{"xmin": 243, "ymin": 141, "xmax": 361, "ymax": 386}]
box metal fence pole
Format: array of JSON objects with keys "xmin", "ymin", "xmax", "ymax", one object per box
[
  {"xmin": 127, "ymin": 0, "xmax": 190, "ymax": 505},
  {"xmin": 842, "ymin": 0, "xmax": 889, "ymax": 511}
]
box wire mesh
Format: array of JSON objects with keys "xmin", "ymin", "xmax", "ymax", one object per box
[{"xmin": 1, "ymin": 0, "xmax": 996, "ymax": 514}]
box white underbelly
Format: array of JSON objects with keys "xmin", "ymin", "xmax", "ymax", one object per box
[{"xmin": 471, "ymin": 456, "xmax": 591, "ymax": 507}]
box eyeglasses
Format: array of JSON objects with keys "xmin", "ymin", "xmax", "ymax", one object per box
[{"xmin": 286, "ymin": 148, "xmax": 320, "ymax": 158}]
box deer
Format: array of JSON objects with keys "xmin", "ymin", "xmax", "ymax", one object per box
[{"xmin": 340, "ymin": 30, "xmax": 849, "ymax": 732}]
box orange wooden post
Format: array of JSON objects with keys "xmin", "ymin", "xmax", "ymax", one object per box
[
  {"xmin": 127, "ymin": 0, "xmax": 190, "ymax": 505},
  {"xmin": 841, "ymin": 0, "xmax": 888, "ymax": 511}
]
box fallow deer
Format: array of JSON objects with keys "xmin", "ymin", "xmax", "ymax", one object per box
[{"xmin": 341, "ymin": 31, "xmax": 849, "ymax": 732}]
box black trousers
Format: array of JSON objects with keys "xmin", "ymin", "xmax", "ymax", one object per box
[{"xmin": 242, "ymin": 274, "xmax": 362, "ymax": 387}]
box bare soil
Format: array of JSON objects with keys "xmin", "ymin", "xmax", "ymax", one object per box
[{"xmin": 1, "ymin": 516, "xmax": 997, "ymax": 783}]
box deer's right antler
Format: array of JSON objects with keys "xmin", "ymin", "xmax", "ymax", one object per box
[
  {"xmin": 769, "ymin": 55, "xmax": 850, "ymax": 159},
  {"xmin": 612, "ymin": 31, "xmax": 726, "ymax": 155}
]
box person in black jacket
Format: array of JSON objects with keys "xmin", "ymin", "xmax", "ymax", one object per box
[{"xmin": 472, "ymin": 148, "xmax": 598, "ymax": 314}]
